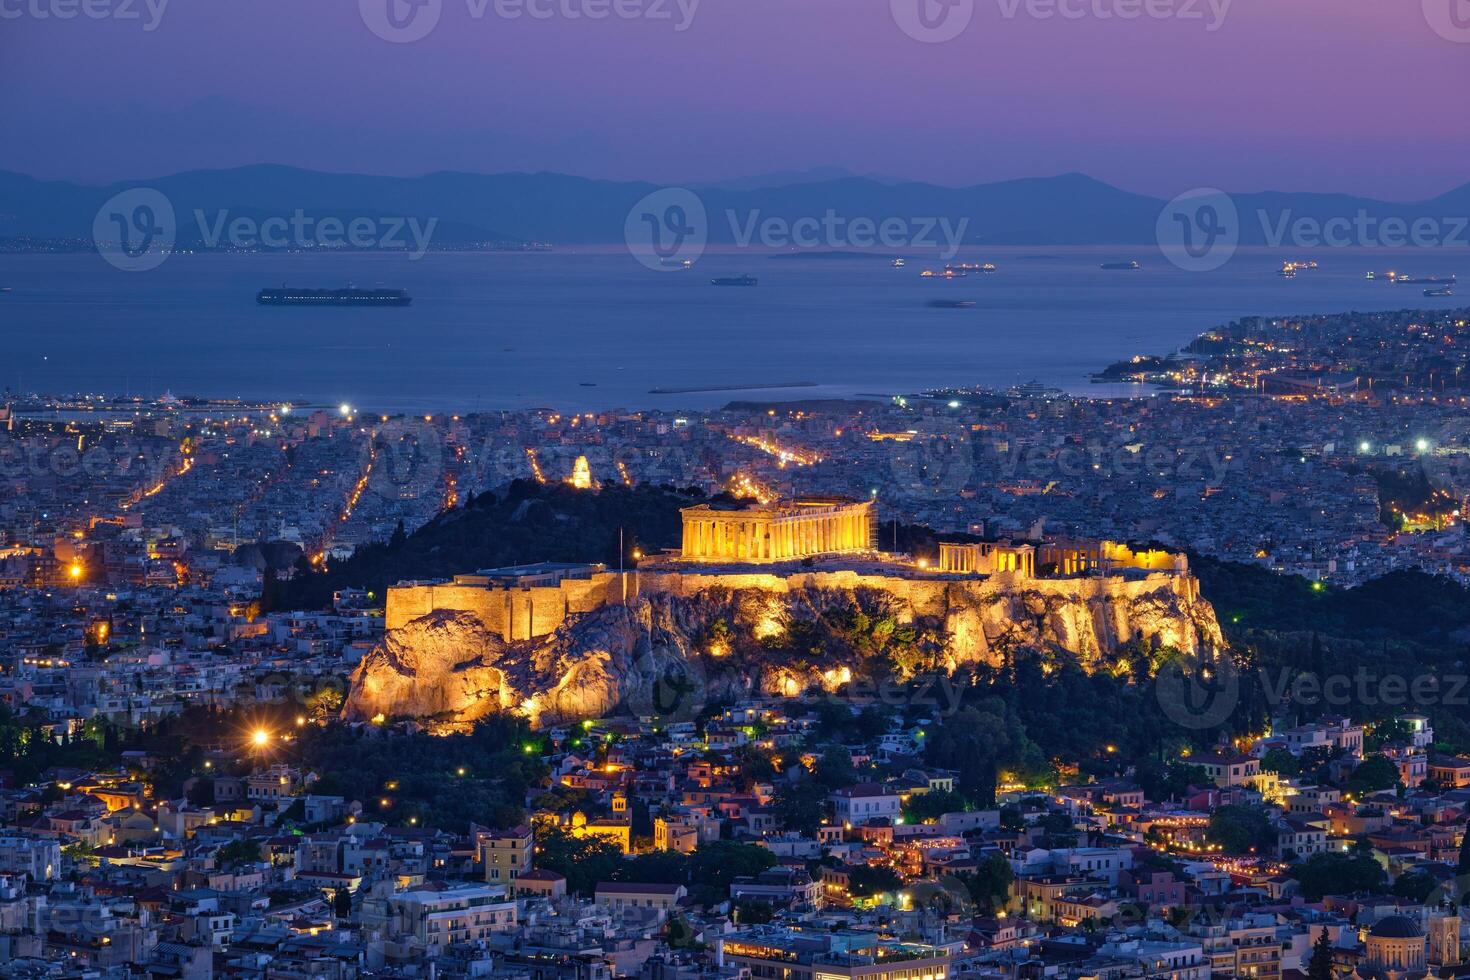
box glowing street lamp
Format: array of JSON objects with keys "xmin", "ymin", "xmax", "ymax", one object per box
[{"xmin": 252, "ymin": 729, "xmax": 270, "ymax": 748}]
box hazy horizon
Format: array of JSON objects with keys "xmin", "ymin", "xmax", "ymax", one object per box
[
  {"xmin": 4, "ymin": 162, "xmax": 1470, "ymax": 205},
  {"xmin": 3, "ymin": 0, "xmax": 1468, "ymax": 199}
]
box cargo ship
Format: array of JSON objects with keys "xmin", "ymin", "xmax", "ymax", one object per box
[
  {"xmin": 1425, "ymin": 286, "xmax": 1455, "ymax": 297},
  {"xmin": 256, "ymin": 287, "xmax": 412, "ymax": 307},
  {"xmin": 1101, "ymin": 260, "xmax": 1140, "ymax": 270},
  {"xmin": 711, "ymin": 275, "xmax": 758, "ymax": 287},
  {"xmin": 928, "ymin": 299, "xmax": 976, "ymax": 309}
]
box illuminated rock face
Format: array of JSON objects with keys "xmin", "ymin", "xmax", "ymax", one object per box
[
  {"xmin": 344, "ymin": 609, "xmax": 510, "ymax": 724},
  {"xmin": 345, "ymin": 570, "xmax": 1224, "ymax": 727}
]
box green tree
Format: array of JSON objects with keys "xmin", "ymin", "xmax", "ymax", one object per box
[
  {"xmin": 1346, "ymin": 754, "xmax": 1402, "ymax": 796},
  {"xmin": 217, "ymin": 839, "xmax": 262, "ymax": 867},
  {"xmin": 688, "ymin": 841, "xmax": 778, "ymax": 897},
  {"xmin": 1457, "ymin": 819, "xmax": 1470, "ymax": 874},
  {"xmin": 1261, "ymin": 748, "xmax": 1301, "ymax": 777},
  {"xmin": 1293, "ymin": 852, "xmax": 1388, "ymax": 901},
  {"xmin": 902, "ymin": 789, "xmax": 968, "ymax": 825},
  {"xmin": 1307, "ymin": 929, "xmax": 1334, "ymax": 980},
  {"xmin": 333, "ymin": 886, "xmax": 352, "ymax": 919},
  {"xmin": 959, "ymin": 855, "xmax": 1014, "ymax": 912},
  {"xmin": 1207, "ymin": 805, "xmax": 1275, "ymax": 855},
  {"xmin": 773, "ymin": 781, "xmax": 828, "ymax": 837},
  {"xmin": 847, "ymin": 864, "xmax": 904, "ymax": 899},
  {"xmin": 813, "ymin": 746, "xmax": 857, "ymax": 789},
  {"xmin": 1391, "ymin": 871, "xmax": 1437, "ymax": 903},
  {"xmin": 534, "ymin": 826, "xmax": 623, "ymax": 896}
]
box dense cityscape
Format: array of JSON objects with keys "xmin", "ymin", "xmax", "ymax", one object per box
[
  {"xmin": 4, "ymin": 0, "xmax": 1470, "ymax": 973},
  {"xmin": 0, "ymin": 299, "xmax": 1468, "ymax": 978}
]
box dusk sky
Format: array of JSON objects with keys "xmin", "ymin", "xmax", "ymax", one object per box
[{"xmin": 2, "ymin": 0, "xmax": 1467, "ymax": 199}]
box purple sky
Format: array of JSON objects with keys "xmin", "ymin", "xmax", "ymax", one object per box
[{"xmin": 2, "ymin": 0, "xmax": 1467, "ymax": 198}]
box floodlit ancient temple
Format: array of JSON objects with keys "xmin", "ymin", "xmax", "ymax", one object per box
[
  {"xmin": 678, "ymin": 498, "xmax": 875, "ymax": 563},
  {"xmin": 938, "ymin": 541, "xmax": 1037, "ymax": 577}
]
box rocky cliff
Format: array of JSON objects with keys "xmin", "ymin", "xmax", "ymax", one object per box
[{"xmin": 345, "ymin": 571, "xmax": 1224, "ymax": 729}]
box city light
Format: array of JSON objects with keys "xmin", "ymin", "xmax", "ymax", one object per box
[
  {"xmin": 252, "ymin": 729, "xmax": 270, "ymax": 747},
  {"xmin": 339, "ymin": 404, "xmax": 353, "ymax": 417}
]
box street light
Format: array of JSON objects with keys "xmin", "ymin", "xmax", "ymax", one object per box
[{"xmin": 252, "ymin": 729, "xmax": 270, "ymax": 748}]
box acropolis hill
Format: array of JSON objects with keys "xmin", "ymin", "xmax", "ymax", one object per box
[{"xmin": 345, "ymin": 499, "xmax": 1223, "ymax": 727}]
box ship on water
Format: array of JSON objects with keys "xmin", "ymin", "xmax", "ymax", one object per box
[
  {"xmin": 1101, "ymin": 260, "xmax": 1140, "ymax": 270},
  {"xmin": 928, "ymin": 299, "xmax": 976, "ymax": 309},
  {"xmin": 711, "ymin": 275, "xmax": 758, "ymax": 287},
  {"xmin": 257, "ymin": 287, "xmax": 412, "ymax": 307},
  {"xmin": 1425, "ymin": 286, "xmax": 1455, "ymax": 297}
]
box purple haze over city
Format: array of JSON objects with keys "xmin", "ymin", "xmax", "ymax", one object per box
[{"xmin": 0, "ymin": 0, "xmax": 1467, "ymax": 197}]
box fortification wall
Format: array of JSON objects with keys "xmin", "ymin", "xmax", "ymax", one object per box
[{"xmin": 387, "ymin": 573, "xmax": 628, "ymax": 640}]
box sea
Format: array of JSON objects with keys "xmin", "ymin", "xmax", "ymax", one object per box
[{"xmin": 1, "ymin": 246, "xmax": 1465, "ymax": 414}]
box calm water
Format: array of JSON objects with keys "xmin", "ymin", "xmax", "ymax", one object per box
[{"xmin": 0, "ymin": 247, "xmax": 1465, "ymax": 412}]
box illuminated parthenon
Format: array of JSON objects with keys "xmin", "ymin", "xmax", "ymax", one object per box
[{"xmin": 679, "ymin": 499, "xmax": 875, "ymax": 563}]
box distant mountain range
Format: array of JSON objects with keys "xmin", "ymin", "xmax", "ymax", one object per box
[{"xmin": 1, "ymin": 165, "xmax": 1466, "ymax": 248}]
